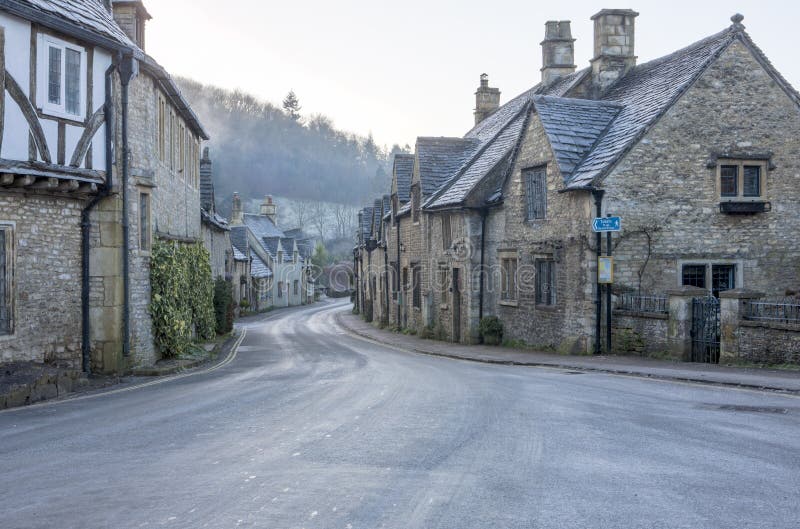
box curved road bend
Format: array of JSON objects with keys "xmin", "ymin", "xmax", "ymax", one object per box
[{"xmin": 1, "ymin": 299, "xmax": 798, "ymax": 529}]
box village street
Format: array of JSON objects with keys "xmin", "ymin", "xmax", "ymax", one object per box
[{"xmin": 1, "ymin": 299, "xmax": 798, "ymax": 529}]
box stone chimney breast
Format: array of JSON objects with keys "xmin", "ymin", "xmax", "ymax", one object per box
[
  {"xmin": 260, "ymin": 195, "xmax": 278, "ymax": 224},
  {"xmin": 231, "ymin": 192, "xmax": 243, "ymax": 225},
  {"xmin": 112, "ymin": 1, "xmax": 152, "ymax": 50},
  {"xmin": 474, "ymin": 74, "xmax": 501, "ymax": 125},
  {"xmin": 590, "ymin": 8, "xmax": 639, "ymax": 94},
  {"xmin": 541, "ymin": 20, "xmax": 577, "ymax": 85}
]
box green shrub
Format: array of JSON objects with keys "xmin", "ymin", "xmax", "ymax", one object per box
[
  {"xmin": 213, "ymin": 278, "xmax": 234, "ymax": 335},
  {"xmin": 150, "ymin": 240, "xmax": 216, "ymax": 358},
  {"xmin": 479, "ymin": 316, "xmax": 504, "ymax": 346}
]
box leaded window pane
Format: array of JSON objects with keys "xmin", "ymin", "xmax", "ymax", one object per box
[
  {"xmin": 712, "ymin": 264, "xmax": 735, "ymax": 297},
  {"xmin": 48, "ymin": 46, "xmax": 62, "ymax": 105},
  {"xmin": 720, "ymin": 165, "xmax": 738, "ymax": 197},
  {"xmin": 139, "ymin": 194, "xmax": 150, "ymax": 251},
  {"xmin": 65, "ymin": 48, "xmax": 81, "ymax": 115},
  {"xmin": 524, "ymin": 167, "xmax": 546, "ymax": 220},
  {"xmin": 0, "ymin": 229, "xmax": 8, "ymax": 334},
  {"xmin": 682, "ymin": 265, "xmax": 706, "ymax": 289},
  {"xmin": 536, "ymin": 260, "xmax": 555, "ymax": 305},
  {"xmin": 743, "ymin": 166, "xmax": 761, "ymax": 197},
  {"xmin": 412, "ymin": 264, "xmax": 421, "ymax": 308}
]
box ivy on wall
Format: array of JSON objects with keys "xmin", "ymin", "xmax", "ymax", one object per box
[{"xmin": 150, "ymin": 240, "xmax": 216, "ymax": 357}]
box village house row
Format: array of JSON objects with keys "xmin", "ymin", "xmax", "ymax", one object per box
[
  {"xmin": 0, "ymin": 0, "xmax": 314, "ymax": 374},
  {"xmin": 355, "ymin": 9, "xmax": 800, "ymax": 365}
]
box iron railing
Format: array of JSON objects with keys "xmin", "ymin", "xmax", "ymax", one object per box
[
  {"xmin": 617, "ymin": 293, "xmax": 668, "ymax": 314},
  {"xmin": 744, "ymin": 299, "xmax": 800, "ymax": 324}
]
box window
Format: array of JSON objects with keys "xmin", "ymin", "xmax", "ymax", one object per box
[
  {"xmin": 682, "ymin": 265, "xmax": 706, "ymax": 289},
  {"xmin": 438, "ymin": 266, "xmax": 449, "ymax": 306},
  {"xmin": 412, "ymin": 184, "xmax": 421, "ymax": 223},
  {"xmin": 500, "ymin": 257, "xmax": 518, "ymax": 302},
  {"xmin": 169, "ymin": 112, "xmax": 175, "ymax": 171},
  {"xmin": 157, "ymin": 97, "xmax": 166, "ymax": 162},
  {"xmin": 278, "ymin": 281, "xmax": 283, "ymax": 298},
  {"xmin": 0, "ymin": 226, "xmax": 13, "ymax": 335},
  {"xmin": 412, "ymin": 263, "xmax": 421, "ymax": 309},
  {"xmin": 293, "ymin": 280, "xmax": 299, "ymax": 296},
  {"xmin": 524, "ymin": 167, "xmax": 547, "ymax": 220},
  {"xmin": 682, "ymin": 263, "xmax": 736, "ymax": 297},
  {"xmin": 139, "ymin": 192, "xmax": 151, "ymax": 252},
  {"xmin": 38, "ymin": 35, "xmax": 86, "ymax": 119},
  {"xmin": 535, "ymin": 259, "xmax": 556, "ymax": 306},
  {"xmin": 179, "ymin": 124, "xmax": 186, "ymax": 174},
  {"xmin": 717, "ymin": 160, "xmax": 766, "ymax": 200},
  {"xmin": 441, "ymin": 215, "xmax": 452, "ymax": 251}
]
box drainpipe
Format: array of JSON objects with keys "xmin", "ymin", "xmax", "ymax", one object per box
[
  {"xmin": 395, "ymin": 218, "xmax": 401, "ymax": 327},
  {"xmin": 383, "ymin": 239, "xmax": 390, "ymax": 326},
  {"xmin": 478, "ymin": 208, "xmax": 488, "ymax": 321},
  {"xmin": 119, "ymin": 53, "xmax": 137, "ymax": 359},
  {"xmin": 592, "ymin": 188, "xmax": 605, "ymax": 354},
  {"xmin": 80, "ymin": 58, "xmax": 118, "ymax": 373}
]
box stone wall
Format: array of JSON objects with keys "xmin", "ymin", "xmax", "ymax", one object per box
[
  {"xmin": 603, "ymin": 39, "xmax": 800, "ymax": 297},
  {"xmin": 486, "ymin": 113, "xmax": 596, "ymax": 353},
  {"xmin": 202, "ymin": 222, "xmax": 230, "ymax": 281},
  {"xmin": 0, "ymin": 194, "xmax": 85, "ymax": 367},
  {"xmin": 611, "ymin": 311, "xmax": 670, "ymax": 356},
  {"xmin": 732, "ymin": 322, "xmax": 800, "ymax": 365}
]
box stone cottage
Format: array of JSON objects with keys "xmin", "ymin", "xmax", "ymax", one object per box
[
  {"xmin": 230, "ymin": 194, "xmax": 311, "ymax": 310},
  {"xmin": 0, "ymin": 0, "xmax": 209, "ymax": 374},
  {"xmin": 199, "ymin": 147, "xmax": 231, "ymax": 281},
  {"xmin": 374, "ymin": 10, "xmax": 800, "ymax": 361}
]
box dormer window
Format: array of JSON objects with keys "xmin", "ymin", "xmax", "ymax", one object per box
[{"xmin": 38, "ymin": 35, "xmax": 86, "ymax": 120}]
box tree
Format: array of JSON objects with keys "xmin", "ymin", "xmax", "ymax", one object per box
[
  {"xmin": 333, "ymin": 203, "xmax": 357, "ymax": 239},
  {"xmin": 282, "ymin": 90, "xmax": 302, "ymax": 121},
  {"xmin": 288, "ymin": 200, "xmax": 311, "ymax": 230},
  {"xmin": 311, "ymin": 201, "xmax": 330, "ymax": 241},
  {"xmin": 311, "ymin": 242, "xmax": 329, "ymax": 269}
]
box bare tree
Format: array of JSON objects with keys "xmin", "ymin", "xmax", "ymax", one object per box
[
  {"xmin": 332, "ymin": 203, "xmax": 358, "ymax": 239},
  {"xmin": 311, "ymin": 201, "xmax": 331, "ymax": 241},
  {"xmin": 288, "ymin": 200, "xmax": 312, "ymax": 230}
]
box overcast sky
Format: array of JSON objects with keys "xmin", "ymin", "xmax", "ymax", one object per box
[{"xmin": 146, "ymin": 1, "xmax": 798, "ymax": 149}]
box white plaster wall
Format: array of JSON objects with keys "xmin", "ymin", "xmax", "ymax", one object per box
[{"xmin": 1, "ymin": 13, "xmax": 31, "ymax": 161}]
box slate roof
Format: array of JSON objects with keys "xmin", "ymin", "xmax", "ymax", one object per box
[
  {"xmin": 262, "ymin": 237, "xmax": 281, "ymax": 259},
  {"xmin": 250, "ymin": 253, "xmax": 272, "ymax": 279},
  {"xmin": 281, "ymin": 238, "xmax": 297, "ymax": 262},
  {"xmin": 392, "ymin": 154, "xmax": 415, "ymax": 203},
  {"xmin": 534, "ymin": 96, "xmax": 622, "ymax": 180},
  {"xmin": 360, "ymin": 207, "xmax": 374, "ymax": 241},
  {"xmin": 200, "ymin": 208, "xmax": 229, "ymax": 231},
  {"xmin": 565, "ymin": 26, "xmax": 739, "ymax": 188},
  {"xmin": 243, "ymin": 213, "xmax": 284, "ymax": 239},
  {"xmin": 424, "ymin": 22, "xmax": 796, "ymax": 206},
  {"xmin": 9, "ymin": 0, "xmax": 135, "ymax": 49},
  {"xmin": 230, "ymin": 226, "xmax": 249, "ymax": 262},
  {"xmin": 416, "ymin": 137, "xmax": 480, "ymax": 196},
  {"xmin": 424, "ymin": 68, "xmax": 588, "ymax": 209}
]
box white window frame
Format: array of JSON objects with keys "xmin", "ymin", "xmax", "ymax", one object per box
[{"xmin": 37, "ymin": 34, "xmax": 87, "ymax": 120}]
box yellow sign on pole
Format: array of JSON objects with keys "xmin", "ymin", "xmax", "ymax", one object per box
[{"xmin": 598, "ymin": 256, "xmax": 614, "ymax": 284}]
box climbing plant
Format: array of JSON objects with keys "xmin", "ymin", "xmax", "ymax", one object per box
[{"xmin": 150, "ymin": 240, "xmax": 216, "ymax": 357}]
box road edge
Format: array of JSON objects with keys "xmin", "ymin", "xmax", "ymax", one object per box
[{"xmin": 334, "ymin": 310, "xmax": 800, "ymax": 396}]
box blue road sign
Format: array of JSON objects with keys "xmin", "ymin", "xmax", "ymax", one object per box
[{"xmin": 592, "ymin": 216, "xmax": 621, "ymax": 232}]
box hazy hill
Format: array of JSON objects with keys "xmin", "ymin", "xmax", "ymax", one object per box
[{"xmin": 176, "ymin": 77, "xmax": 406, "ymax": 214}]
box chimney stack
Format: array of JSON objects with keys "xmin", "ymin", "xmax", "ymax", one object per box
[
  {"xmin": 200, "ymin": 147, "xmax": 213, "ymax": 213},
  {"xmin": 231, "ymin": 192, "xmax": 243, "ymax": 225},
  {"xmin": 590, "ymin": 9, "xmax": 639, "ymax": 93},
  {"xmin": 474, "ymin": 74, "xmax": 500, "ymax": 125},
  {"xmin": 260, "ymin": 195, "xmax": 278, "ymax": 224},
  {"xmin": 112, "ymin": 1, "xmax": 152, "ymax": 50},
  {"xmin": 541, "ymin": 21, "xmax": 576, "ymax": 85}
]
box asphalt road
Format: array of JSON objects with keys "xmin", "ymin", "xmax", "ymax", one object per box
[{"xmin": 1, "ymin": 299, "xmax": 799, "ymax": 529}]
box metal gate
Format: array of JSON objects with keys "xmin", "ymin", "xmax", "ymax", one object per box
[{"xmin": 691, "ymin": 296, "xmax": 720, "ymax": 363}]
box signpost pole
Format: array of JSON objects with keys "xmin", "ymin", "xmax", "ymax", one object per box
[
  {"xmin": 592, "ymin": 190, "xmax": 604, "ymax": 355},
  {"xmin": 606, "ymin": 214, "xmax": 612, "ymax": 354}
]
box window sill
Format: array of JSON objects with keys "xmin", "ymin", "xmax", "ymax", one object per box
[
  {"xmin": 38, "ymin": 107, "xmax": 85, "ymax": 125},
  {"xmin": 535, "ymin": 304, "xmax": 559, "ymax": 312},
  {"xmin": 439, "ymin": 304, "xmax": 449, "ymax": 311},
  {"xmin": 499, "ymin": 300, "xmax": 519, "ymax": 307},
  {"xmin": 719, "ymin": 201, "xmax": 770, "ymax": 214}
]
